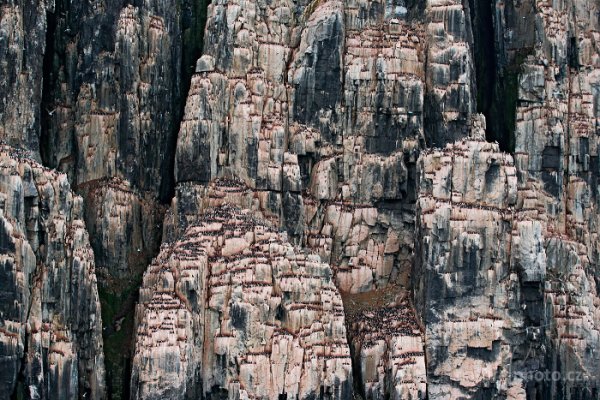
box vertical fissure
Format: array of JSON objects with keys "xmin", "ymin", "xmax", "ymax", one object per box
[
  {"xmin": 468, "ymin": 0, "xmax": 497, "ymax": 137},
  {"xmin": 468, "ymin": 0, "xmax": 527, "ymax": 153},
  {"xmin": 36, "ymin": 1, "xmax": 214, "ymax": 398},
  {"xmin": 39, "ymin": 2, "xmax": 60, "ymax": 167},
  {"xmin": 161, "ymin": 0, "xmax": 212, "ymax": 204}
]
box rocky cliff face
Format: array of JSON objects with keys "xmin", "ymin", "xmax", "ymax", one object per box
[
  {"xmin": 175, "ymin": 0, "xmax": 476, "ymax": 295},
  {"xmin": 0, "ymin": 1, "xmax": 48, "ymax": 156},
  {"xmin": 415, "ymin": 117, "xmax": 600, "ymax": 399},
  {"xmin": 131, "ymin": 184, "xmax": 352, "ymax": 399},
  {"xmin": 0, "ymin": 145, "xmax": 105, "ymax": 399},
  {"xmin": 2, "ymin": 0, "xmax": 600, "ymax": 399},
  {"xmin": 343, "ymin": 286, "xmax": 426, "ymax": 400},
  {"xmin": 33, "ymin": 0, "xmax": 208, "ymax": 394}
]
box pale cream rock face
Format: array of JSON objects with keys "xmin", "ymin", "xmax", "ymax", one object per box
[{"xmin": 131, "ymin": 191, "xmax": 353, "ymax": 399}]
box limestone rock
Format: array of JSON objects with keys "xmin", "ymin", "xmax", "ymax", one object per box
[
  {"xmin": 0, "ymin": 2, "xmax": 48, "ymax": 157},
  {"xmin": 0, "ymin": 145, "xmax": 105, "ymax": 399},
  {"xmin": 423, "ymin": 0, "xmax": 476, "ymax": 145},
  {"xmin": 196, "ymin": 55, "xmax": 215, "ymax": 73},
  {"xmin": 131, "ymin": 201, "xmax": 352, "ymax": 399},
  {"xmin": 414, "ymin": 132, "xmax": 600, "ymax": 398},
  {"xmin": 76, "ymin": 178, "xmax": 165, "ymax": 285}
]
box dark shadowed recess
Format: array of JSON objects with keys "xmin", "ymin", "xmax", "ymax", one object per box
[
  {"xmin": 468, "ymin": 0, "xmax": 533, "ymax": 154},
  {"xmin": 162, "ymin": 0, "xmax": 212, "ymax": 203},
  {"xmin": 37, "ymin": 1, "xmax": 213, "ymax": 399},
  {"xmin": 39, "ymin": 0, "xmax": 59, "ymax": 168},
  {"xmin": 404, "ymin": 0, "xmax": 426, "ymax": 20},
  {"xmin": 468, "ymin": 0, "xmax": 509, "ymax": 151}
]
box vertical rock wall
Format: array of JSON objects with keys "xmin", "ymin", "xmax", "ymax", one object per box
[
  {"xmin": 161, "ymin": 0, "xmax": 477, "ymax": 398},
  {"xmin": 2, "ymin": 0, "xmax": 600, "ymax": 399},
  {"xmin": 0, "ymin": 145, "xmax": 105, "ymax": 399},
  {"xmin": 414, "ymin": 116, "xmax": 600, "ymax": 398},
  {"xmin": 0, "ymin": 1, "xmax": 49, "ymax": 156},
  {"xmin": 174, "ymin": 0, "xmax": 477, "ymax": 294},
  {"xmin": 31, "ymin": 0, "xmax": 208, "ymax": 395},
  {"xmin": 130, "ymin": 194, "xmax": 352, "ymax": 400}
]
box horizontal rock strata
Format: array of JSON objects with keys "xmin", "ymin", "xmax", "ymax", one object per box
[
  {"xmin": 414, "ymin": 120, "xmax": 600, "ymax": 398},
  {"xmin": 131, "ymin": 201, "xmax": 352, "ymax": 400},
  {"xmin": 3, "ymin": 0, "xmax": 600, "ymax": 399}
]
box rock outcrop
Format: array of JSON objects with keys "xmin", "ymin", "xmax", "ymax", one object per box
[
  {"xmin": 131, "ymin": 197, "xmax": 352, "ymax": 399},
  {"xmin": 424, "ymin": 0, "xmax": 475, "ymax": 145},
  {"xmin": 512, "ymin": 0, "xmax": 600, "ymax": 396},
  {"xmin": 0, "ymin": 144, "xmax": 105, "ymax": 399},
  {"xmin": 38, "ymin": 1, "xmax": 180, "ymax": 277},
  {"xmin": 32, "ymin": 0, "xmax": 208, "ymax": 394},
  {"xmin": 174, "ymin": 0, "xmax": 477, "ymax": 295},
  {"xmin": 161, "ymin": 1, "xmax": 478, "ymax": 395},
  {"xmin": 0, "ymin": 1, "xmax": 48, "ymax": 156},
  {"xmin": 414, "ymin": 117, "xmax": 600, "ymax": 398},
  {"xmin": 3, "ymin": 0, "xmax": 600, "ymax": 399},
  {"xmin": 344, "ymin": 286, "xmax": 426, "ymax": 400}
]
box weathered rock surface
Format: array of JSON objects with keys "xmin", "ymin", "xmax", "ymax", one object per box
[
  {"xmin": 0, "ymin": 1, "xmax": 48, "ymax": 156},
  {"xmin": 131, "ymin": 198, "xmax": 352, "ymax": 399},
  {"xmin": 174, "ymin": 0, "xmax": 477, "ymax": 295},
  {"xmin": 424, "ymin": 0, "xmax": 476, "ymax": 145},
  {"xmin": 4, "ymin": 0, "xmax": 600, "ymax": 398},
  {"xmin": 414, "ymin": 118, "xmax": 600, "ymax": 398},
  {"xmin": 29, "ymin": 0, "xmax": 210, "ymax": 394},
  {"xmin": 344, "ymin": 286, "xmax": 426, "ymax": 400},
  {"xmin": 0, "ymin": 145, "xmax": 105, "ymax": 399},
  {"xmin": 36, "ymin": 0, "xmax": 185, "ymax": 290},
  {"xmin": 508, "ymin": 1, "xmax": 600, "ymax": 396},
  {"xmin": 77, "ymin": 178, "xmax": 165, "ymax": 288}
]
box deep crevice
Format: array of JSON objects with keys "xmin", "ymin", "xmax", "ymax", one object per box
[
  {"xmin": 468, "ymin": 0, "xmax": 524, "ymax": 153},
  {"xmin": 344, "ymin": 311, "xmax": 367, "ymax": 400},
  {"xmin": 39, "ymin": 3, "xmax": 60, "ymax": 167},
  {"xmin": 10, "ymin": 303, "xmax": 32, "ymax": 400},
  {"xmin": 160, "ymin": 0, "xmax": 212, "ymax": 204},
  {"xmin": 100, "ymin": 2, "xmax": 212, "ymax": 398},
  {"xmin": 36, "ymin": 1, "xmax": 213, "ymax": 398}
]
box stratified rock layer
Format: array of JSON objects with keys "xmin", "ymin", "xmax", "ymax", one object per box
[
  {"xmin": 130, "ymin": 200, "xmax": 352, "ymax": 400},
  {"xmin": 3, "ymin": 0, "xmax": 600, "ymax": 398},
  {"xmin": 174, "ymin": 0, "xmax": 477, "ymax": 295},
  {"xmin": 36, "ymin": 0, "xmax": 184, "ymax": 291},
  {"xmin": 0, "ymin": 145, "xmax": 105, "ymax": 399},
  {"xmin": 160, "ymin": 0, "xmax": 476, "ymax": 398},
  {"xmin": 514, "ymin": 1, "xmax": 600, "ymax": 396},
  {"xmin": 414, "ymin": 119, "xmax": 600, "ymax": 398}
]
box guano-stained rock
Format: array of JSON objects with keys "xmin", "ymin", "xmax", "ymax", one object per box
[
  {"xmin": 131, "ymin": 200, "xmax": 352, "ymax": 400},
  {"xmin": 414, "ymin": 119, "xmax": 600, "ymax": 398},
  {"xmin": 4, "ymin": 0, "xmax": 600, "ymax": 399},
  {"xmin": 0, "ymin": 145, "xmax": 105, "ymax": 399},
  {"xmin": 174, "ymin": 0, "xmax": 478, "ymax": 296}
]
